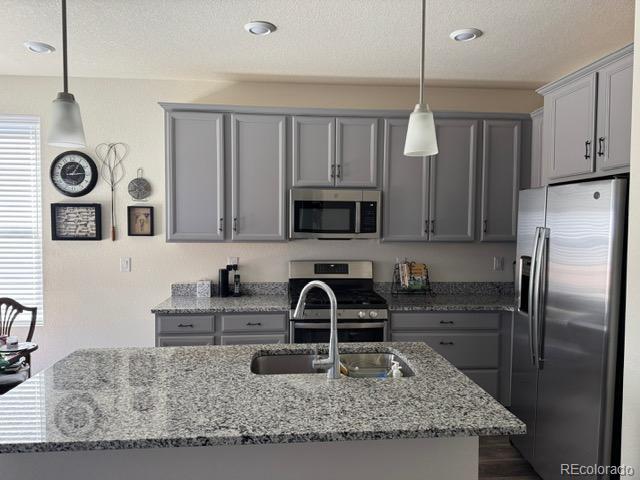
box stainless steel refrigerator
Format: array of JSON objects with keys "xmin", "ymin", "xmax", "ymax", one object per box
[{"xmin": 511, "ymin": 178, "xmax": 627, "ymax": 480}]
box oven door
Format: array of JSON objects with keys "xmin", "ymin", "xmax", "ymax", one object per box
[{"xmin": 291, "ymin": 322, "xmax": 386, "ymax": 343}]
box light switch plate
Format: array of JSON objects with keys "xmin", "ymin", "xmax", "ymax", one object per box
[
  {"xmin": 120, "ymin": 257, "xmax": 131, "ymax": 273},
  {"xmin": 492, "ymin": 256, "xmax": 504, "ymax": 272}
]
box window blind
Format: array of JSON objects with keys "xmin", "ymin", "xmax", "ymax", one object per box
[
  {"xmin": 0, "ymin": 375, "xmax": 46, "ymax": 442},
  {"xmin": 0, "ymin": 115, "xmax": 43, "ymax": 326}
]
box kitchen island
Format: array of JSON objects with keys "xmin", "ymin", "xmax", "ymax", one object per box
[{"xmin": 0, "ymin": 342, "xmax": 524, "ymax": 480}]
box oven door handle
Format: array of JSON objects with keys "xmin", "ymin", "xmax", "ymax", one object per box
[{"xmin": 293, "ymin": 322, "xmax": 386, "ymax": 329}]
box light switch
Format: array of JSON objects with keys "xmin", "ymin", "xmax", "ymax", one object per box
[
  {"xmin": 492, "ymin": 256, "xmax": 504, "ymax": 272},
  {"xmin": 120, "ymin": 257, "xmax": 131, "ymax": 273}
]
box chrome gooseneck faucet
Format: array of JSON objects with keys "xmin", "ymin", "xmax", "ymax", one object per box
[{"xmin": 293, "ymin": 280, "xmax": 341, "ymax": 379}]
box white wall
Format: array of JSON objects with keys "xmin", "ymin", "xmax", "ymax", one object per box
[
  {"xmin": 0, "ymin": 75, "xmax": 541, "ymax": 372},
  {"xmin": 621, "ymin": 3, "xmax": 640, "ymax": 474}
]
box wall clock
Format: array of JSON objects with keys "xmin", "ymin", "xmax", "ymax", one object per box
[{"xmin": 50, "ymin": 151, "xmax": 98, "ymax": 197}]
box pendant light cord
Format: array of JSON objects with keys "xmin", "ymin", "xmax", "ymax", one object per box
[
  {"xmin": 419, "ymin": 0, "xmax": 425, "ymax": 105},
  {"xmin": 62, "ymin": 0, "xmax": 68, "ymax": 93}
]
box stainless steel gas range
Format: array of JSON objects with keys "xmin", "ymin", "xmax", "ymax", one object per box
[{"xmin": 288, "ymin": 260, "xmax": 389, "ymax": 343}]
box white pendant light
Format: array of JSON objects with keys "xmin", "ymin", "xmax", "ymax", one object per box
[
  {"xmin": 404, "ymin": 0, "xmax": 438, "ymax": 157},
  {"xmin": 48, "ymin": 0, "xmax": 86, "ymax": 148}
]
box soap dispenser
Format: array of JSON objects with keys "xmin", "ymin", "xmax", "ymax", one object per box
[{"xmin": 390, "ymin": 360, "xmax": 403, "ymax": 378}]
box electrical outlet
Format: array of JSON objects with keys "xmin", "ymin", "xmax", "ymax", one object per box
[
  {"xmin": 492, "ymin": 256, "xmax": 504, "ymax": 272},
  {"xmin": 120, "ymin": 257, "xmax": 131, "ymax": 273}
]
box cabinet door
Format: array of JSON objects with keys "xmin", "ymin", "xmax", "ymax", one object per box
[
  {"xmin": 428, "ymin": 119, "xmax": 477, "ymax": 242},
  {"xmin": 335, "ymin": 117, "xmax": 378, "ymax": 187},
  {"xmin": 530, "ymin": 108, "xmax": 544, "ymax": 188},
  {"xmin": 381, "ymin": 119, "xmax": 429, "ymax": 241},
  {"xmin": 231, "ymin": 114, "xmax": 287, "ymax": 241},
  {"xmin": 597, "ymin": 54, "xmax": 633, "ymax": 171},
  {"xmin": 480, "ymin": 120, "xmax": 521, "ymax": 242},
  {"xmin": 543, "ymin": 73, "xmax": 597, "ymax": 180},
  {"xmin": 291, "ymin": 116, "xmax": 335, "ymax": 187},
  {"xmin": 166, "ymin": 111, "xmax": 224, "ymax": 241}
]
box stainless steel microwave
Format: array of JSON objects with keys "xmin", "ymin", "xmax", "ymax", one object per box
[{"xmin": 289, "ymin": 189, "xmax": 381, "ymax": 239}]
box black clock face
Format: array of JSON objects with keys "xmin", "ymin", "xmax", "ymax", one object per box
[{"xmin": 50, "ymin": 151, "xmax": 98, "ymax": 197}]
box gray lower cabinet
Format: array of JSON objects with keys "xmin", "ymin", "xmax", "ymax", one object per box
[
  {"xmin": 231, "ymin": 114, "xmax": 287, "ymax": 241},
  {"xmin": 381, "ymin": 119, "xmax": 429, "ymax": 241},
  {"xmin": 155, "ymin": 312, "xmax": 288, "ymax": 346},
  {"xmin": 596, "ymin": 53, "xmax": 633, "ymax": 172},
  {"xmin": 429, "ymin": 119, "xmax": 477, "ymax": 241},
  {"xmin": 480, "ymin": 120, "xmax": 520, "ymax": 242},
  {"xmin": 165, "ymin": 111, "xmax": 224, "ymax": 242},
  {"xmin": 335, "ymin": 117, "xmax": 378, "ymax": 187},
  {"xmin": 390, "ymin": 311, "xmax": 511, "ymax": 405}
]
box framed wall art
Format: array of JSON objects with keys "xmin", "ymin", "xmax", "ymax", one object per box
[
  {"xmin": 127, "ymin": 206, "xmax": 154, "ymax": 237},
  {"xmin": 51, "ymin": 203, "xmax": 102, "ymax": 241}
]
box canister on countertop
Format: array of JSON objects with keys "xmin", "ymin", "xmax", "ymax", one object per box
[{"xmin": 197, "ymin": 279, "xmax": 213, "ymax": 298}]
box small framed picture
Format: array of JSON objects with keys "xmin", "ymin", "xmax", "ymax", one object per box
[
  {"xmin": 128, "ymin": 206, "xmax": 154, "ymax": 236},
  {"xmin": 51, "ymin": 203, "xmax": 102, "ymax": 241}
]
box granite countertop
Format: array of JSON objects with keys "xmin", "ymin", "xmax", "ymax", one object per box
[
  {"xmin": 0, "ymin": 342, "xmax": 525, "ymax": 453},
  {"xmin": 380, "ymin": 293, "xmax": 515, "ymax": 312},
  {"xmin": 151, "ymin": 293, "xmax": 514, "ymax": 315},
  {"xmin": 151, "ymin": 294, "xmax": 289, "ymax": 314}
]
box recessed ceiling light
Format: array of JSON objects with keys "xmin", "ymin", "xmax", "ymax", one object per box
[
  {"xmin": 244, "ymin": 21, "xmax": 277, "ymax": 36},
  {"xmin": 449, "ymin": 28, "xmax": 483, "ymax": 42},
  {"xmin": 24, "ymin": 41, "xmax": 56, "ymax": 54}
]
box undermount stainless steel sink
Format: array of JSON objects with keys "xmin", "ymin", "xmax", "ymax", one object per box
[{"xmin": 250, "ymin": 352, "xmax": 414, "ymax": 378}]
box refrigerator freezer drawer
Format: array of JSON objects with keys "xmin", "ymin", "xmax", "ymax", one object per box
[{"xmin": 392, "ymin": 331, "xmax": 499, "ymax": 369}]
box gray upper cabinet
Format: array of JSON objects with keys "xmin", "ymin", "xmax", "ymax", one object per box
[
  {"xmin": 382, "ymin": 119, "xmax": 429, "ymax": 241},
  {"xmin": 231, "ymin": 114, "xmax": 286, "ymax": 241},
  {"xmin": 481, "ymin": 120, "xmax": 520, "ymax": 242},
  {"xmin": 429, "ymin": 119, "xmax": 477, "ymax": 242},
  {"xmin": 166, "ymin": 111, "xmax": 224, "ymax": 242},
  {"xmin": 596, "ymin": 54, "xmax": 633, "ymax": 172},
  {"xmin": 291, "ymin": 116, "xmax": 335, "ymax": 187},
  {"xmin": 542, "ymin": 73, "xmax": 597, "ymax": 180},
  {"xmin": 335, "ymin": 117, "xmax": 378, "ymax": 187},
  {"xmin": 530, "ymin": 108, "xmax": 543, "ymax": 188}
]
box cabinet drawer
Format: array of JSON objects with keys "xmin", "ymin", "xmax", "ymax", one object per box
[
  {"xmin": 221, "ymin": 334, "xmax": 287, "ymax": 345},
  {"xmin": 157, "ymin": 315, "xmax": 214, "ymax": 334},
  {"xmin": 391, "ymin": 312, "xmax": 499, "ymax": 331},
  {"xmin": 462, "ymin": 369, "xmax": 499, "ymax": 399},
  {"xmin": 391, "ymin": 332, "xmax": 499, "ymax": 368},
  {"xmin": 221, "ymin": 313, "xmax": 287, "ymax": 332},
  {"xmin": 157, "ymin": 335, "xmax": 215, "ymax": 347}
]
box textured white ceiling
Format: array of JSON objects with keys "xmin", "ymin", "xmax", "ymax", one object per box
[{"xmin": 1, "ymin": 0, "xmax": 634, "ymax": 88}]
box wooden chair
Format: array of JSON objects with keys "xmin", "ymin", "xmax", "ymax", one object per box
[{"xmin": 0, "ymin": 298, "xmax": 37, "ymax": 393}]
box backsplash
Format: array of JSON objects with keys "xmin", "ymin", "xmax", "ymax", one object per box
[{"xmin": 171, "ymin": 281, "xmax": 513, "ymax": 297}]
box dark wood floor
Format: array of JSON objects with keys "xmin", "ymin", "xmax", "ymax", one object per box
[{"xmin": 479, "ymin": 436, "xmax": 541, "ymax": 480}]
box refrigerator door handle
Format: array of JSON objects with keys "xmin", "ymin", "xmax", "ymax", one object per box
[
  {"xmin": 536, "ymin": 228, "xmax": 550, "ymax": 367},
  {"xmin": 528, "ymin": 227, "xmax": 542, "ymax": 366}
]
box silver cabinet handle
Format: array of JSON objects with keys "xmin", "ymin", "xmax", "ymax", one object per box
[
  {"xmin": 424, "ymin": 220, "xmax": 429, "ymax": 234},
  {"xmin": 584, "ymin": 140, "xmax": 591, "ymax": 159},
  {"xmin": 178, "ymin": 323, "xmax": 194, "ymax": 328},
  {"xmin": 219, "ymin": 218, "xmax": 224, "ymax": 232},
  {"xmin": 598, "ymin": 137, "xmax": 605, "ymax": 157},
  {"xmin": 330, "ymin": 165, "xmax": 336, "ymax": 179},
  {"xmin": 233, "ymin": 217, "xmax": 238, "ymax": 232},
  {"xmin": 430, "ymin": 220, "xmax": 435, "ymax": 234},
  {"xmin": 439, "ymin": 320, "xmax": 454, "ymax": 325},
  {"xmin": 246, "ymin": 322, "xmax": 262, "ymax": 326},
  {"xmin": 439, "ymin": 341, "xmax": 454, "ymax": 346},
  {"xmin": 483, "ymin": 219, "xmax": 488, "ymax": 233},
  {"xmin": 336, "ymin": 164, "xmax": 342, "ymax": 179}
]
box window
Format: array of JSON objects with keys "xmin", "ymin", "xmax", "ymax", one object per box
[{"xmin": 0, "ymin": 115, "xmax": 43, "ymax": 325}]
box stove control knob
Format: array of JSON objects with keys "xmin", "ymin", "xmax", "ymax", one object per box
[
  {"xmin": 358, "ymin": 311, "xmax": 367, "ymax": 319},
  {"xmin": 369, "ymin": 311, "xmax": 378, "ymax": 319}
]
